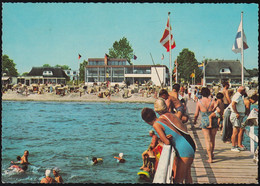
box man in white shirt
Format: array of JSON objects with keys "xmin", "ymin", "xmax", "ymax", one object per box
[{"xmin": 230, "ymin": 86, "xmax": 246, "ymax": 152}]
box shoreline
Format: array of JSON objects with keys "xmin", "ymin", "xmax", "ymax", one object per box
[{"xmin": 2, "ymin": 91, "xmax": 156, "ymax": 104}]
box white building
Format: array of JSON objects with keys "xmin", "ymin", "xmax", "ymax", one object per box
[
  {"xmin": 64, "ymin": 70, "xmax": 79, "ymax": 81},
  {"xmin": 85, "ymin": 58, "xmax": 169, "ymax": 86}
]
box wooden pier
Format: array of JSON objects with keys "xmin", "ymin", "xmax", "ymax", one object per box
[{"xmin": 186, "ymin": 100, "xmax": 258, "ymax": 184}]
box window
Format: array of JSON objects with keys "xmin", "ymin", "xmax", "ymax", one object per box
[
  {"xmin": 43, "ymin": 71, "xmax": 53, "ymax": 76},
  {"xmin": 88, "ymin": 69, "xmax": 98, "ymax": 76},
  {"xmin": 220, "ymin": 68, "xmax": 231, "ymax": 74},
  {"xmin": 112, "ymin": 68, "xmax": 124, "ymax": 77}
]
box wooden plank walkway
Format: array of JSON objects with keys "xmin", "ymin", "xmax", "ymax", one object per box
[{"xmin": 185, "ymin": 99, "xmax": 258, "ymax": 184}]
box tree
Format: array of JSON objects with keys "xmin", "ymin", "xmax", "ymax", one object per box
[
  {"xmin": 2, "ymin": 55, "xmax": 18, "ymax": 76},
  {"xmin": 79, "ymin": 60, "xmax": 88, "ymax": 81},
  {"xmin": 55, "ymin": 64, "xmax": 71, "ymax": 70},
  {"xmin": 176, "ymin": 48, "xmax": 202, "ymax": 84},
  {"xmin": 43, "ymin": 64, "xmax": 51, "ymax": 67},
  {"xmin": 108, "ymin": 37, "xmax": 134, "ymax": 65},
  {"xmin": 21, "ymin": 72, "xmax": 29, "ymax": 76},
  {"xmin": 246, "ymin": 68, "xmax": 258, "ymax": 77}
]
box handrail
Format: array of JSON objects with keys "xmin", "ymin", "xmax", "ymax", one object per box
[
  {"xmin": 242, "ymin": 108, "xmax": 258, "ymax": 154},
  {"xmin": 244, "ymin": 126, "xmax": 258, "ymax": 153},
  {"xmin": 153, "ymin": 144, "xmax": 176, "ymax": 183}
]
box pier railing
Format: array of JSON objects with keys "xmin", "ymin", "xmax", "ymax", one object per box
[
  {"xmin": 153, "ymin": 145, "xmax": 176, "ymax": 183},
  {"xmin": 244, "ymin": 126, "xmax": 258, "ymax": 153}
]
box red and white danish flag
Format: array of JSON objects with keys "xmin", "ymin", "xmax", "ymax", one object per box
[{"xmin": 160, "ymin": 16, "xmax": 176, "ymax": 52}]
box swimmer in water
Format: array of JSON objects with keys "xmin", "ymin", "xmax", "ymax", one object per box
[
  {"xmin": 92, "ymin": 157, "xmax": 103, "ymax": 165},
  {"xmin": 40, "ymin": 169, "xmax": 57, "ymax": 183},
  {"xmin": 20, "ymin": 150, "xmax": 30, "ymax": 164},
  {"xmin": 53, "ymin": 167, "xmax": 63, "ymax": 183},
  {"xmin": 114, "ymin": 153, "xmax": 126, "ymax": 163},
  {"xmin": 9, "ymin": 164, "xmax": 28, "ymax": 173},
  {"xmin": 11, "ymin": 156, "xmax": 21, "ymax": 164}
]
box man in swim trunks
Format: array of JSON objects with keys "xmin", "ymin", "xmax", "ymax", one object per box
[
  {"xmin": 230, "ymin": 86, "xmax": 246, "ymax": 152},
  {"xmin": 159, "ymin": 89, "xmax": 188, "ymax": 123},
  {"xmin": 222, "ymin": 82, "xmax": 232, "ymax": 109}
]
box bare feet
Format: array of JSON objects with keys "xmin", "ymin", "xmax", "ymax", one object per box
[{"xmin": 207, "ymin": 159, "xmax": 213, "ymax": 163}]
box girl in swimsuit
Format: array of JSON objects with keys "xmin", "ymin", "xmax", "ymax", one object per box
[
  {"xmin": 142, "ymin": 99, "xmax": 196, "ymax": 183},
  {"xmin": 194, "ymin": 87, "xmax": 218, "ymax": 163}
]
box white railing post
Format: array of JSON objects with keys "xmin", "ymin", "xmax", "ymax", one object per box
[
  {"xmin": 244, "ymin": 126, "xmax": 258, "ymax": 155},
  {"xmin": 153, "ymin": 145, "xmax": 172, "ymax": 183},
  {"xmin": 166, "ymin": 146, "xmax": 176, "ymax": 183},
  {"xmin": 250, "ymin": 126, "xmax": 255, "ymax": 153}
]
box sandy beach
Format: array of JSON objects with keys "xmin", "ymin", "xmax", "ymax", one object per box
[{"xmin": 2, "ymin": 90, "xmax": 157, "ymax": 103}]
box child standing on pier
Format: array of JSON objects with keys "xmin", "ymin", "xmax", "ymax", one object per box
[{"xmin": 208, "ymin": 92, "xmax": 225, "ymax": 129}]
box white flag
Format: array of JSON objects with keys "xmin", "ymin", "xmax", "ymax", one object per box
[{"xmin": 232, "ymin": 20, "xmax": 249, "ymax": 53}]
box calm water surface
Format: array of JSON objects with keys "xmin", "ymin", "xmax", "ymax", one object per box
[
  {"xmin": 2, "ymin": 101, "xmax": 257, "ymax": 183},
  {"xmin": 2, "ymin": 101, "xmax": 154, "ymax": 183}
]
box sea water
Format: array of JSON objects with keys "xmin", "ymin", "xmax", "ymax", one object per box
[
  {"xmin": 1, "ymin": 101, "xmax": 257, "ymax": 183},
  {"xmin": 2, "ymin": 101, "xmax": 154, "ymax": 183}
]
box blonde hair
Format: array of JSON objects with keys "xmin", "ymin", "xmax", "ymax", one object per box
[{"xmin": 154, "ymin": 98, "xmax": 167, "ymax": 114}]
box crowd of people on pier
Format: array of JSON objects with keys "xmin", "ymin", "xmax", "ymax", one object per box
[{"xmin": 140, "ymin": 82, "xmax": 258, "ymax": 183}]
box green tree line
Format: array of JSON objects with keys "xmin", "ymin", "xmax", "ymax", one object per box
[{"xmin": 2, "ymin": 36, "xmax": 258, "ymax": 84}]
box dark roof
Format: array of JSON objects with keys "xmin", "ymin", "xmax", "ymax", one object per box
[
  {"xmin": 86, "ymin": 65, "xmax": 168, "ymax": 68},
  {"xmin": 27, "ymin": 67, "xmax": 69, "ymax": 78},
  {"xmin": 88, "ymin": 58, "xmax": 127, "ymax": 62},
  {"xmin": 205, "ymin": 60, "xmax": 250, "ymax": 77}
]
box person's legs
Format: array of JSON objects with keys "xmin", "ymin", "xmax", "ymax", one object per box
[
  {"xmin": 174, "ymin": 157, "xmax": 193, "ymax": 183},
  {"xmin": 231, "ymin": 127, "xmax": 239, "ymax": 147},
  {"xmin": 140, "ymin": 150, "xmax": 148, "ymax": 169},
  {"xmin": 210, "ymin": 128, "xmax": 218, "ymax": 158},
  {"xmin": 238, "ymin": 128, "xmax": 245, "ymax": 148},
  {"xmin": 208, "ymin": 113, "xmax": 216, "ymax": 128},
  {"xmin": 172, "ymin": 156, "xmax": 178, "ymax": 181},
  {"xmin": 184, "ymin": 158, "xmax": 194, "ymax": 184},
  {"xmin": 202, "ymin": 128, "xmax": 213, "ymax": 163}
]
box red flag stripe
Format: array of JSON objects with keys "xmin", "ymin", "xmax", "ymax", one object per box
[{"xmin": 160, "ymin": 16, "xmax": 176, "ymax": 52}]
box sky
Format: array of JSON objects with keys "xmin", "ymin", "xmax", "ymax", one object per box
[{"xmin": 2, "ymin": 3, "xmax": 259, "ymax": 74}]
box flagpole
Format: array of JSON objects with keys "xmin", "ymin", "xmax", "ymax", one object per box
[
  {"xmin": 241, "ymin": 11, "xmax": 244, "ymax": 86},
  {"xmin": 168, "ymin": 12, "xmax": 172, "ymax": 91},
  {"xmin": 78, "ymin": 58, "xmax": 79, "ymax": 86},
  {"xmin": 194, "ymin": 69, "xmax": 196, "ymax": 85},
  {"xmin": 203, "ymin": 57, "xmax": 206, "ymax": 86},
  {"xmin": 175, "ymin": 59, "xmax": 178, "ymax": 83}
]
